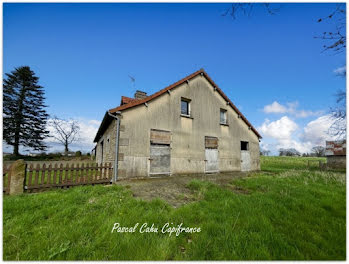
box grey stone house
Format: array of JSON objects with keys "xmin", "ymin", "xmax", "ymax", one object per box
[{"xmin": 93, "ymin": 69, "xmax": 261, "ymax": 181}]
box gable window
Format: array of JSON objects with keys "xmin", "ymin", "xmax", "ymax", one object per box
[
  {"xmin": 241, "ymin": 141, "xmax": 249, "ymax": 151},
  {"xmin": 181, "ymin": 98, "xmax": 191, "ymax": 116},
  {"xmin": 220, "ymin": 109, "xmax": 227, "ymax": 124}
]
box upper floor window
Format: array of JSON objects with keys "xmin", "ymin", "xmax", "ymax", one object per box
[
  {"xmin": 220, "ymin": 109, "xmax": 227, "ymax": 124},
  {"xmin": 181, "ymin": 98, "xmax": 191, "ymax": 116}
]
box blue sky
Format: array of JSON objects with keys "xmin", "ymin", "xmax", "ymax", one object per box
[{"xmin": 3, "ymin": 3, "xmax": 346, "ymax": 154}]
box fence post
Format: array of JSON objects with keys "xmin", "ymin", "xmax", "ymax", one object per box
[{"xmin": 9, "ymin": 159, "xmax": 26, "ymax": 195}]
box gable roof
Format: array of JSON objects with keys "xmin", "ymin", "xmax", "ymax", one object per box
[{"xmin": 109, "ymin": 69, "xmax": 261, "ymax": 138}]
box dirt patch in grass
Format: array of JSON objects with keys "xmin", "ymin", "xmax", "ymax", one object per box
[
  {"xmin": 116, "ymin": 172, "xmax": 247, "ymax": 207},
  {"xmin": 226, "ymin": 184, "xmax": 251, "ymax": 195}
]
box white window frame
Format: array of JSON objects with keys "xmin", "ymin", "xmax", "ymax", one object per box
[
  {"xmin": 181, "ymin": 98, "xmax": 191, "ymax": 117},
  {"xmin": 220, "ymin": 109, "xmax": 227, "ymax": 125}
]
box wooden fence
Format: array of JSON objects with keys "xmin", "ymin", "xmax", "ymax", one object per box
[
  {"xmin": 3, "ymin": 162, "xmax": 113, "ymax": 194},
  {"xmin": 307, "ymin": 160, "xmax": 327, "ymax": 170}
]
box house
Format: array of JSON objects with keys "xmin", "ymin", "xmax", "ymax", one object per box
[
  {"xmin": 93, "ymin": 69, "xmax": 261, "ymax": 181},
  {"xmin": 325, "ymin": 140, "xmax": 346, "ymax": 168}
]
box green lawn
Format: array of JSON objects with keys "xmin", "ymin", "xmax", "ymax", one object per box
[
  {"xmin": 261, "ymin": 156, "xmax": 327, "ymax": 172},
  {"xmin": 3, "ymin": 156, "xmax": 346, "ymax": 260}
]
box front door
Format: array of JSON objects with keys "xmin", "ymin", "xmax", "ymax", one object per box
[
  {"xmin": 150, "ymin": 144, "xmax": 171, "ymax": 176},
  {"xmin": 205, "ymin": 148, "xmax": 219, "ymax": 173},
  {"xmin": 241, "ymin": 151, "xmax": 251, "ymax": 171}
]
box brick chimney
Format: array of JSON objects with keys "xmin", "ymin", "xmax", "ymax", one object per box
[{"xmin": 134, "ymin": 90, "xmax": 147, "ymax": 100}]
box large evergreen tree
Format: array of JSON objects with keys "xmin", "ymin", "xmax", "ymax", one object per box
[{"xmin": 3, "ymin": 66, "xmax": 49, "ymax": 155}]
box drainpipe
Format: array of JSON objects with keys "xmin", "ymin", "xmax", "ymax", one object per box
[{"xmin": 108, "ymin": 111, "xmax": 121, "ymax": 183}]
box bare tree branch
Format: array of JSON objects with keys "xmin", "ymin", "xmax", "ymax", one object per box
[
  {"xmin": 311, "ymin": 146, "xmax": 326, "ymax": 157},
  {"xmin": 222, "ymin": 3, "xmax": 281, "ymax": 19},
  {"xmin": 328, "ymin": 88, "xmax": 346, "ymax": 139},
  {"xmin": 314, "ymin": 3, "xmax": 346, "ymax": 54},
  {"xmin": 49, "ymin": 116, "xmax": 80, "ymax": 153}
]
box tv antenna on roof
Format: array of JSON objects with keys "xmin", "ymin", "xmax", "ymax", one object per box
[{"xmin": 128, "ymin": 75, "xmax": 136, "ymax": 90}]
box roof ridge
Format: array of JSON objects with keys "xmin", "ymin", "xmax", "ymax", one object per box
[{"xmin": 107, "ymin": 69, "xmax": 261, "ymax": 139}]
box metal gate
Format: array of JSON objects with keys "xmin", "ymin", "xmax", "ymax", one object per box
[
  {"xmin": 205, "ymin": 148, "xmax": 219, "ymax": 173},
  {"xmin": 205, "ymin": 136, "xmax": 219, "ymax": 173},
  {"xmin": 241, "ymin": 151, "xmax": 251, "ymax": 171},
  {"xmin": 150, "ymin": 144, "xmax": 171, "ymax": 175}
]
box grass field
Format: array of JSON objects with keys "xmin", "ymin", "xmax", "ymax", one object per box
[{"xmin": 3, "ymin": 156, "xmax": 346, "ymax": 260}]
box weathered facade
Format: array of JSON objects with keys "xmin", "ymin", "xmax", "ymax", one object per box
[
  {"xmin": 94, "ymin": 69, "xmax": 261, "ymax": 180},
  {"xmin": 325, "ymin": 140, "xmax": 346, "ymax": 168}
]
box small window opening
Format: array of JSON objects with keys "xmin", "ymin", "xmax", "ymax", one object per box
[
  {"xmin": 181, "ymin": 98, "xmax": 191, "ymax": 116},
  {"xmin": 220, "ymin": 109, "xmax": 227, "ymax": 124},
  {"xmin": 241, "ymin": 141, "xmax": 249, "ymax": 151},
  {"xmin": 100, "ymin": 140, "xmax": 104, "ymax": 163}
]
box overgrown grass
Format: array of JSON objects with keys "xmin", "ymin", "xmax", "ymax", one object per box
[
  {"xmin": 260, "ymin": 156, "xmax": 327, "ymax": 172},
  {"xmin": 3, "ymin": 157, "xmax": 346, "ymax": 260}
]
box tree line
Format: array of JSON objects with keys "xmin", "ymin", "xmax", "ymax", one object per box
[
  {"xmin": 3, "ymin": 66, "xmax": 81, "ymax": 156},
  {"xmin": 260, "ymin": 146, "xmax": 326, "ymax": 157}
]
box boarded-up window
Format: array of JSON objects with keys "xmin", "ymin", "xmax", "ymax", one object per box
[
  {"xmin": 205, "ymin": 136, "xmax": 218, "ymax": 149},
  {"xmin": 150, "ymin": 129, "xmax": 171, "ymax": 145}
]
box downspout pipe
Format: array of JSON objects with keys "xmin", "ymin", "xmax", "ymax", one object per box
[{"xmin": 107, "ymin": 111, "xmax": 121, "ymax": 183}]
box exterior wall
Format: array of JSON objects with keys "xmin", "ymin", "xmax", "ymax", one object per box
[
  {"xmin": 110, "ymin": 74, "xmax": 260, "ymax": 179},
  {"xmin": 325, "ymin": 140, "xmax": 346, "ymax": 156},
  {"xmin": 96, "ymin": 119, "xmax": 117, "ymax": 164},
  {"xmin": 327, "ymin": 156, "xmax": 346, "ymax": 168}
]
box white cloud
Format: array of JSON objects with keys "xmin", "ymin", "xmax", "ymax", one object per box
[
  {"xmin": 258, "ymin": 115, "xmax": 334, "ymax": 154},
  {"xmin": 263, "ymin": 101, "xmax": 287, "ymax": 114},
  {"xmin": 259, "ymin": 116, "xmax": 298, "ymax": 140},
  {"xmin": 334, "ymin": 66, "xmax": 346, "ymax": 75},
  {"xmin": 262, "ymin": 101, "xmax": 323, "ymax": 118},
  {"xmin": 301, "ymin": 115, "xmax": 333, "ymax": 146},
  {"xmin": 259, "ymin": 116, "xmax": 311, "ymax": 153}
]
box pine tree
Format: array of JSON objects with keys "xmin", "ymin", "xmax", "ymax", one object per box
[{"xmin": 3, "ymin": 66, "xmax": 49, "ymax": 155}]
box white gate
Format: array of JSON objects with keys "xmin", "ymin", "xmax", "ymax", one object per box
[
  {"xmin": 241, "ymin": 151, "xmax": 251, "ymax": 171},
  {"xmin": 205, "ymin": 148, "xmax": 219, "ymax": 173}
]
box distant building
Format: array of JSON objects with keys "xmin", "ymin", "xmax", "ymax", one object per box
[
  {"xmin": 63, "ymin": 151, "xmax": 75, "ymax": 157},
  {"xmin": 325, "ymin": 140, "xmax": 346, "ymax": 168},
  {"xmin": 28, "ymin": 152, "xmax": 40, "ymax": 157}
]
